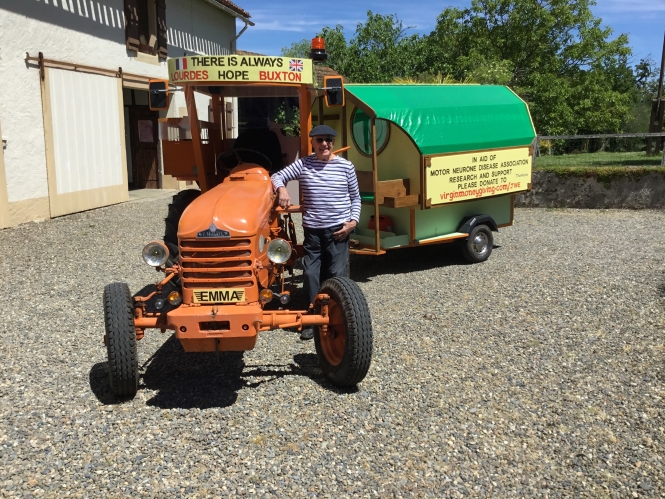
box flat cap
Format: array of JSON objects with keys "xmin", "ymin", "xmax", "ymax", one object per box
[{"xmin": 309, "ymin": 124, "xmax": 337, "ymax": 137}]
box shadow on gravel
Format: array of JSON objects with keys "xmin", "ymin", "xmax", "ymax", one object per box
[
  {"xmin": 89, "ymin": 337, "xmax": 345, "ymax": 408},
  {"xmin": 350, "ymin": 243, "xmax": 500, "ymax": 282}
]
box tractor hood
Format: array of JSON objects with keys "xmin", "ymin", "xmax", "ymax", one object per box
[{"xmin": 178, "ymin": 168, "xmax": 274, "ymax": 239}]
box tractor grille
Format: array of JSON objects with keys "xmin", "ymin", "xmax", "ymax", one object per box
[{"xmin": 180, "ymin": 238, "xmax": 254, "ymax": 289}]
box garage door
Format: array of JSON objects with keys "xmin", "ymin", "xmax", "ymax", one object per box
[{"xmin": 42, "ymin": 68, "xmax": 128, "ymax": 217}]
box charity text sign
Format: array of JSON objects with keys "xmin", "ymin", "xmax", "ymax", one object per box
[{"xmin": 425, "ymin": 147, "xmax": 532, "ymax": 206}]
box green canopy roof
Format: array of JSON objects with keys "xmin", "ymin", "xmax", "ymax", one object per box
[{"xmin": 345, "ymin": 84, "xmax": 536, "ymax": 156}]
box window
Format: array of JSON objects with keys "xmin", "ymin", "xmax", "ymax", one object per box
[
  {"xmin": 351, "ymin": 108, "xmax": 390, "ymax": 157},
  {"xmin": 125, "ymin": 0, "xmax": 167, "ymax": 58}
]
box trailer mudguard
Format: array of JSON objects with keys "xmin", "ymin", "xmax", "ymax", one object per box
[{"xmin": 457, "ymin": 215, "xmax": 498, "ymax": 234}]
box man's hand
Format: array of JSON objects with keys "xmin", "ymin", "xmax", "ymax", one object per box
[
  {"xmin": 276, "ymin": 186, "xmax": 291, "ymax": 208},
  {"xmin": 333, "ymin": 220, "xmax": 357, "ymax": 241}
]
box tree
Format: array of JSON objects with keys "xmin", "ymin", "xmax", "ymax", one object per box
[
  {"xmin": 425, "ymin": 0, "xmax": 635, "ymax": 134},
  {"xmin": 279, "ymin": 2, "xmax": 640, "ymax": 135},
  {"xmin": 625, "ymin": 57, "xmax": 659, "ymax": 133},
  {"xmin": 281, "ymin": 39, "xmax": 310, "ymax": 59},
  {"xmin": 283, "ymin": 12, "xmax": 428, "ymax": 84}
]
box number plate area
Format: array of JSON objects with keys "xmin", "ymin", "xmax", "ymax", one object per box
[{"xmin": 192, "ymin": 289, "xmax": 246, "ymax": 303}]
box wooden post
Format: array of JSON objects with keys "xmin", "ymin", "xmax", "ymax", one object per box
[
  {"xmin": 341, "ymin": 103, "xmax": 348, "ymax": 159},
  {"xmin": 318, "ymin": 95, "xmax": 324, "ymax": 126},
  {"xmin": 211, "ymin": 94, "xmax": 223, "ymax": 158},
  {"xmin": 647, "ymin": 32, "xmax": 665, "ymax": 155},
  {"xmin": 371, "ymin": 118, "xmax": 380, "ymax": 253},
  {"xmin": 221, "ymin": 98, "xmax": 228, "ymax": 145},
  {"xmin": 185, "ymin": 86, "xmax": 208, "ymax": 192},
  {"xmin": 298, "ymin": 84, "xmax": 312, "ymax": 158}
]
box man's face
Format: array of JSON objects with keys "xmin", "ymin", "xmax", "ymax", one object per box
[{"xmin": 311, "ymin": 135, "xmax": 335, "ymax": 161}]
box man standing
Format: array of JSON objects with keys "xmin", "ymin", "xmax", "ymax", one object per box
[{"xmin": 271, "ymin": 125, "xmax": 361, "ymax": 340}]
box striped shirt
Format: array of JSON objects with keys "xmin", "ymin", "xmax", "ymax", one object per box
[{"xmin": 271, "ymin": 155, "xmax": 361, "ymax": 229}]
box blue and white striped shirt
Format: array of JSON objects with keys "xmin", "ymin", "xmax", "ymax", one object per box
[{"xmin": 271, "ymin": 155, "xmax": 361, "ymax": 229}]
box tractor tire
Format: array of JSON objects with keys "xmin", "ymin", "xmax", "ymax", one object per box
[
  {"xmin": 461, "ymin": 224, "xmax": 493, "ymax": 263},
  {"xmin": 314, "ymin": 277, "xmax": 373, "ymax": 387},
  {"xmin": 164, "ymin": 189, "xmax": 201, "ymax": 248},
  {"xmin": 103, "ymin": 282, "xmax": 138, "ymax": 399}
]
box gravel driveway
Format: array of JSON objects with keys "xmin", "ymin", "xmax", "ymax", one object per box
[{"xmin": 1, "ymin": 198, "xmax": 664, "ymax": 498}]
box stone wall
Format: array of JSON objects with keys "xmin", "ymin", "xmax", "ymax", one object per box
[{"xmin": 515, "ymin": 170, "xmax": 665, "ymax": 209}]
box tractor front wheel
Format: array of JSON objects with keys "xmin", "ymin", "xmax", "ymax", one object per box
[
  {"xmin": 103, "ymin": 282, "xmax": 138, "ymax": 399},
  {"xmin": 164, "ymin": 189, "xmax": 201, "ymax": 263},
  {"xmin": 314, "ymin": 277, "xmax": 373, "ymax": 387}
]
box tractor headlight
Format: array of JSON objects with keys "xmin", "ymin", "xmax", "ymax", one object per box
[
  {"xmin": 142, "ymin": 241, "xmax": 170, "ymax": 267},
  {"xmin": 266, "ymin": 238, "xmax": 291, "ymax": 264}
]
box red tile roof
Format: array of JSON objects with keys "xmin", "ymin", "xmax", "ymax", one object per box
[
  {"xmin": 314, "ymin": 64, "xmax": 347, "ymax": 87},
  {"xmin": 210, "ymin": 0, "xmax": 251, "ymax": 18}
]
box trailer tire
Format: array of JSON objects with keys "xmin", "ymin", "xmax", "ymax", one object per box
[
  {"xmin": 103, "ymin": 282, "xmax": 138, "ymax": 399},
  {"xmin": 314, "ymin": 277, "xmax": 373, "ymax": 387},
  {"xmin": 461, "ymin": 224, "xmax": 493, "ymax": 263},
  {"xmin": 164, "ymin": 189, "xmax": 201, "ymax": 248}
]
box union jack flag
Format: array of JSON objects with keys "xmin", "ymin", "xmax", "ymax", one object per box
[{"xmin": 289, "ymin": 59, "xmax": 303, "ymax": 72}]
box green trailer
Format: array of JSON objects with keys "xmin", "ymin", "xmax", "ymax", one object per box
[{"xmin": 312, "ymin": 83, "xmax": 537, "ymax": 262}]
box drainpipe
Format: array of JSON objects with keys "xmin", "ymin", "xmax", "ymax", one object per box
[{"xmin": 230, "ymin": 20, "xmax": 251, "ymax": 54}]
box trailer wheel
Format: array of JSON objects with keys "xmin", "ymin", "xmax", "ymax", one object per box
[
  {"xmin": 314, "ymin": 277, "xmax": 373, "ymax": 387},
  {"xmin": 103, "ymin": 282, "xmax": 138, "ymax": 399},
  {"xmin": 461, "ymin": 224, "xmax": 493, "ymax": 263}
]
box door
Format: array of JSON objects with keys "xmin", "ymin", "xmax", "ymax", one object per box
[
  {"xmin": 42, "ymin": 68, "xmax": 128, "ymax": 218},
  {"xmin": 129, "ymin": 107, "xmax": 159, "ymax": 189}
]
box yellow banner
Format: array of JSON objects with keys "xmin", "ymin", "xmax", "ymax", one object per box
[
  {"xmin": 168, "ymin": 55, "xmax": 313, "ymax": 85},
  {"xmin": 426, "ymin": 147, "xmax": 532, "ymax": 205}
]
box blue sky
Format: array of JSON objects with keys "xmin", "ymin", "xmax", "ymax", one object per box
[{"xmin": 235, "ymin": 0, "xmax": 665, "ymax": 69}]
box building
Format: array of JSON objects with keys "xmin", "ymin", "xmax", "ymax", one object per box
[{"xmin": 0, "ymin": 0, "xmax": 251, "ymax": 228}]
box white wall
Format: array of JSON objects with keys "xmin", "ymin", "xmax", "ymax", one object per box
[
  {"xmin": 167, "ymin": 0, "xmax": 236, "ymax": 57},
  {"xmin": 0, "ymin": 0, "xmax": 238, "ymax": 213}
]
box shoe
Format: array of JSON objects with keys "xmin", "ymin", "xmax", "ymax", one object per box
[{"xmin": 300, "ymin": 326, "xmax": 315, "ymax": 341}]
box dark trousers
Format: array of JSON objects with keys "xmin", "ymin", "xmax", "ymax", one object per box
[{"xmin": 303, "ymin": 225, "xmax": 349, "ymax": 307}]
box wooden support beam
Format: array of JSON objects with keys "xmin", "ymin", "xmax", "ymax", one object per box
[
  {"xmin": 185, "ymin": 86, "xmax": 208, "ymax": 192},
  {"xmin": 383, "ymin": 194, "xmax": 420, "ymax": 208},
  {"xmin": 647, "ymin": 31, "xmax": 665, "ymax": 155},
  {"xmin": 299, "ymin": 85, "xmax": 312, "ymax": 158},
  {"xmin": 211, "ymin": 95, "xmax": 223, "ymax": 158},
  {"xmin": 371, "ymin": 118, "xmax": 380, "ymax": 253}
]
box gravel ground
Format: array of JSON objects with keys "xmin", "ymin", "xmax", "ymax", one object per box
[{"xmin": 1, "ymin": 198, "xmax": 664, "ymax": 498}]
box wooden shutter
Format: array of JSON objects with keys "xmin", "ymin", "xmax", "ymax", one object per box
[
  {"xmin": 156, "ymin": 0, "xmax": 168, "ymax": 58},
  {"xmin": 125, "ymin": 0, "xmax": 140, "ymax": 51}
]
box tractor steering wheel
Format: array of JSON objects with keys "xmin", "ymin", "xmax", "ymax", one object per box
[{"xmin": 217, "ymin": 148, "xmax": 273, "ymax": 175}]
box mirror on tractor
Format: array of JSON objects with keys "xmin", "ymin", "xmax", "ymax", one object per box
[
  {"xmin": 148, "ymin": 79, "xmax": 169, "ymax": 111},
  {"xmin": 323, "ymin": 76, "xmax": 344, "ymax": 107}
]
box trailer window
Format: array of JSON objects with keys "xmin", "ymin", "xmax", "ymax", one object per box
[{"xmin": 351, "ymin": 108, "xmax": 390, "ymax": 157}]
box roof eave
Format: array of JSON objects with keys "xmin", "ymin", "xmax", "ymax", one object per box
[{"xmin": 201, "ymin": 0, "xmax": 255, "ymax": 25}]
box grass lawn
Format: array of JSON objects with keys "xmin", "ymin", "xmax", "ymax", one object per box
[{"xmin": 535, "ymin": 151, "xmax": 662, "ymax": 169}]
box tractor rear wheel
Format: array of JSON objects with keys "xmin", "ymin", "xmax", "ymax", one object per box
[
  {"xmin": 164, "ymin": 189, "xmax": 201, "ymax": 250},
  {"xmin": 314, "ymin": 277, "xmax": 373, "ymax": 387},
  {"xmin": 103, "ymin": 282, "xmax": 138, "ymax": 399}
]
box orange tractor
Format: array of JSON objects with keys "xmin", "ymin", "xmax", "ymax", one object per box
[{"xmin": 103, "ymin": 42, "xmax": 373, "ymax": 398}]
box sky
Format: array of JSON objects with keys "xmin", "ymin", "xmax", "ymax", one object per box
[{"xmin": 235, "ymin": 0, "xmax": 665, "ymax": 70}]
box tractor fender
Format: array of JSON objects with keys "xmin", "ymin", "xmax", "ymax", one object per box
[{"xmin": 457, "ymin": 215, "xmax": 498, "ymax": 234}]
